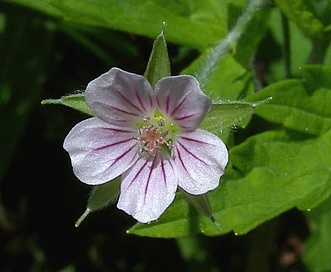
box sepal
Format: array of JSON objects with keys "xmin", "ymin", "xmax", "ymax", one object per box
[
  {"xmin": 75, "ymin": 177, "xmax": 121, "ymax": 227},
  {"xmin": 144, "ymin": 25, "xmax": 171, "ymax": 87},
  {"xmin": 42, "ymin": 93, "xmax": 93, "ymax": 116},
  {"xmin": 183, "ymin": 190, "xmax": 221, "ymax": 231},
  {"xmin": 200, "ymin": 98, "xmax": 272, "ymax": 135}
]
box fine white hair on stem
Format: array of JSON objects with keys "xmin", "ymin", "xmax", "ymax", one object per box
[{"xmin": 195, "ymin": 0, "xmax": 269, "ymax": 89}]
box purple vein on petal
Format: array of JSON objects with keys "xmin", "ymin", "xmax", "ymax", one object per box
[
  {"xmin": 94, "ymin": 101, "xmax": 140, "ymax": 117},
  {"xmin": 116, "ymin": 91, "xmax": 145, "ymax": 114},
  {"xmin": 179, "ymin": 136, "xmax": 211, "ymax": 145},
  {"xmin": 98, "ymin": 127, "xmax": 133, "ymax": 133},
  {"xmin": 127, "ymin": 158, "xmax": 149, "ymax": 190},
  {"xmin": 109, "ymin": 105, "xmax": 140, "ymax": 116},
  {"xmin": 94, "ymin": 137, "xmax": 134, "ymax": 151},
  {"xmin": 176, "ymin": 140, "xmax": 207, "ymax": 165},
  {"xmin": 176, "ymin": 147, "xmax": 190, "ymax": 176},
  {"xmin": 173, "ymin": 113, "xmax": 196, "ymax": 121},
  {"xmin": 132, "ymin": 84, "xmax": 153, "ymax": 113},
  {"xmin": 160, "ymin": 159, "xmax": 167, "ymax": 187},
  {"xmin": 170, "ymin": 90, "xmax": 192, "ymax": 116},
  {"xmin": 107, "ymin": 143, "xmax": 137, "ymax": 169},
  {"xmin": 144, "ymin": 157, "xmax": 157, "ymax": 202}
]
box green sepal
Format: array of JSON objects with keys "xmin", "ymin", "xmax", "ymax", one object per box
[
  {"xmin": 200, "ymin": 98, "xmax": 271, "ymax": 136},
  {"xmin": 183, "ymin": 191, "xmax": 221, "ymax": 231},
  {"xmin": 41, "ymin": 93, "xmax": 93, "ymax": 116},
  {"xmin": 75, "ymin": 177, "xmax": 121, "ymax": 227},
  {"xmin": 144, "ymin": 26, "xmax": 171, "ymax": 87}
]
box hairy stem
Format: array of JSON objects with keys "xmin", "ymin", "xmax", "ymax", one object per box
[{"xmin": 195, "ymin": 0, "xmax": 270, "ymax": 88}]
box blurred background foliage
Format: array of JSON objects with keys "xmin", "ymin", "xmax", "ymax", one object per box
[{"xmin": 1, "ymin": 0, "xmax": 331, "ymax": 271}]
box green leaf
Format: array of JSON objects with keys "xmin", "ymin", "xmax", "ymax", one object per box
[
  {"xmin": 274, "ymin": 0, "xmax": 325, "ymax": 39},
  {"xmin": 247, "ymin": 65, "xmax": 331, "ymax": 136},
  {"xmin": 75, "ymin": 178, "xmax": 121, "ymax": 227},
  {"xmin": 302, "ymin": 197, "xmax": 331, "ymax": 272},
  {"xmin": 42, "ymin": 93, "xmax": 93, "ymax": 116},
  {"xmin": 9, "ymin": 0, "xmax": 227, "ymax": 49},
  {"xmin": 144, "ymin": 29, "xmax": 171, "ymax": 87},
  {"xmin": 128, "ymin": 129, "xmax": 331, "ymax": 237}
]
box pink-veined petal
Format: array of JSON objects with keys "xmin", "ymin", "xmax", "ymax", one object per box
[
  {"xmin": 117, "ymin": 156, "xmax": 177, "ymax": 223},
  {"xmin": 63, "ymin": 117, "xmax": 139, "ymax": 185},
  {"xmin": 155, "ymin": 75, "xmax": 211, "ymax": 131},
  {"xmin": 174, "ymin": 129, "xmax": 228, "ymax": 194},
  {"xmin": 85, "ymin": 68, "xmax": 156, "ymax": 126}
]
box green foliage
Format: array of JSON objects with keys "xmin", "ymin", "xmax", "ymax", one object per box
[
  {"xmin": 303, "ymin": 197, "xmax": 331, "ymax": 272},
  {"xmin": 275, "ymin": 0, "xmax": 325, "ymax": 39},
  {"xmin": 8, "ymin": 0, "xmax": 228, "ymax": 49},
  {"xmin": 249, "ymin": 66, "xmax": 331, "ymax": 136}
]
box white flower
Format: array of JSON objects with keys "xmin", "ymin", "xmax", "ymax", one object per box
[{"xmin": 63, "ymin": 68, "xmax": 228, "ymax": 223}]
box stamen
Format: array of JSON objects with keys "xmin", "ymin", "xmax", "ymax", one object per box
[{"xmin": 135, "ymin": 118, "xmax": 173, "ymax": 157}]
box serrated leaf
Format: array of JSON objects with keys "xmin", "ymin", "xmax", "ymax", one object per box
[
  {"xmin": 42, "ymin": 93, "xmax": 93, "ymax": 116},
  {"xmin": 144, "ymin": 29, "xmax": 171, "ymax": 87}
]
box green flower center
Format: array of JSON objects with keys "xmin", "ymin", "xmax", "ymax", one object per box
[{"xmin": 135, "ymin": 115, "xmax": 179, "ymax": 157}]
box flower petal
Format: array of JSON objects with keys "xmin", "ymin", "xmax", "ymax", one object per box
[
  {"xmin": 63, "ymin": 117, "xmax": 139, "ymax": 185},
  {"xmin": 174, "ymin": 129, "xmax": 228, "ymax": 194},
  {"xmin": 155, "ymin": 75, "xmax": 211, "ymax": 131},
  {"xmin": 117, "ymin": 156, "xmax": 177, "ymax": 223},
  {"xmin": 85, "ymin": 68, "xmax": 155, "ymax": 126}
]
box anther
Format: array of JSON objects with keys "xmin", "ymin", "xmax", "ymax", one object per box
[{"xmin": 158, "ymin": 119, "xmax": 165, "ymax": 127}]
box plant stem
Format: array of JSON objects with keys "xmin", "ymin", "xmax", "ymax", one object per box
[
  {"xmin": 281, "ymin": 12, "xmax": 291, "ymax": 78},
  {"xmin": 177, "ymin": 236, "xmax": 219, "ymax": 272},
  {"xmin": 245, "ymin": 219, "xmax": 278, "ymax": 272},
  {"xmin": 195, "ymin": 0, "xmax": 269, "ymax": 88},
  {"xmin": 307, "ymin": 38, "xmax": 331, "ymax": 64}
]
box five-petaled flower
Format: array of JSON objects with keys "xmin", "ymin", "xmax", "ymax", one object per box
[{"xmin": 63, "ymin": 68, "xmax": 228, "ymax": 223}]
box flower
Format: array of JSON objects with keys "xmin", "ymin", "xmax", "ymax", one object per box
[{"xmin": 63, "ymin": 68, "xmax": 228, "ymax": 223}]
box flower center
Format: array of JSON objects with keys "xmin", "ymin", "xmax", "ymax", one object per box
[{"xmin": 135, "ymin": 117, "xmax": 175, "ymax": 157}]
